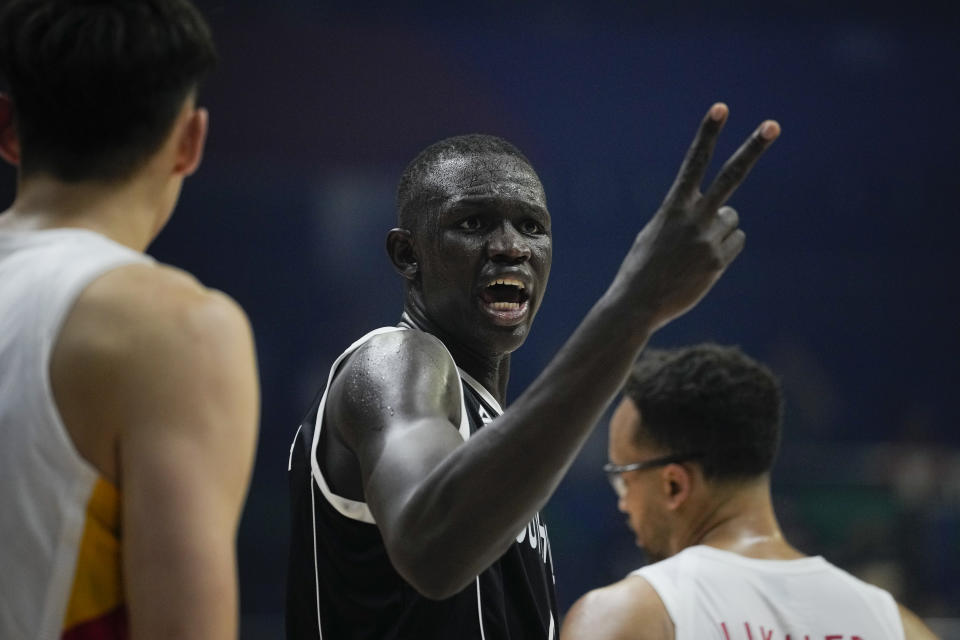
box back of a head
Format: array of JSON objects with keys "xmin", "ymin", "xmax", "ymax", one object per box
[
  {"xmin": 623, "ymin": 344, "xmax": 783, "ymax": 482},
  {"xmin": 395, "ymin": 133, "xmax": 538, "ymax": 232},
  {"xmin": 0, "ymin": 0, "xmax": 217, "ymax": 182}
]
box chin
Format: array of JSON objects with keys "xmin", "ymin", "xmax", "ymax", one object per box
[
  {"xmin": 647, "ymin": 551, "xmax": 668, "ymax": 564},
  {"xmin": 633, "ymin": 531, "xmax": 666, "ymax": 563},
  {"xmin": 502, "ymin": 322, "xmax": 531, "ymax": 346},
  {"xmin": 474, "ymin": 319, "xmax": 532, "ymax": 354}
]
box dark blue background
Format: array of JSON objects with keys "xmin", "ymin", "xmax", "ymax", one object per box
[{"xmin": 4, "ymin": 1, "xmax": 957, "ymax": 636}]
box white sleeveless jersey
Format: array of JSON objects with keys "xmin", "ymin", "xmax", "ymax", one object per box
[
  {"xmin": 632, "ymin": 545, "xmax": 904, "ymax": 640},
  {"xmin": 0, "ymin": 228, "xmax": 151, "ymax": 639}
]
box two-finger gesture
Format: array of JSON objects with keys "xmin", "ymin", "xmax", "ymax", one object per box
[{"xmin": 622, "ymin": 103, "xmax": 780, "ymax": 330}]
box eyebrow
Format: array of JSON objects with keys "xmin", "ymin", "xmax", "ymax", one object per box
[{"xmin": 442, "ymin": 197, "xmax": 549, "ymax": 219}]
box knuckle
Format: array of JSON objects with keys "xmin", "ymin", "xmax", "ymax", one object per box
[
  {"xmin": 713, "ymin": 172, "xmax": 736, "ymax": 193},
  {"xmin": 692, "ymin": 145, "xmax": 710, "ymax": 167},
  {"xmin": 725, "ymin": 161, "xmax": 746, "ymax": 182},
  {"xmin": 684, "ymin": 144, "xmax": 709, "ymax": 172},
  {"xmin": 686, "ymin": 234, "xmax": 724, "ymax": 269},
  {"xmin": 706, "ymin": 246, "xmax": 726, "ymax": 269}
]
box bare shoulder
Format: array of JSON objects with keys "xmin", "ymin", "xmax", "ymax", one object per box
[
  {"xmin": 52, "ymin": 262, "xmax": 257, "ymax": 480},
  {"xmin": 69, "ymin": 260, "xmax": 257, "ymax": 397},
  {"xmin": 55, "ymin": 260, "xmax": 255, "ymax": 389},
  {"xmin": 561, "ymin": 575, "xmax": 673, "ymax": 640},
  {"xmin": 327, "ymin": 327, "xmax": 462, "ymax": 447},
  {"xmin": 339, "ymin": 327, "xmax": 457, "ymax": 382},
  {"xmin": 898, "ymin": 603, "xmax": 940, "ymax": 640},
  {"xmin": 71, "ymin": 261, "xmax": 250, "ymax": 337}
]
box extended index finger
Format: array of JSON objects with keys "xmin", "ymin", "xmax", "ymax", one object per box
[
  {"xmin": 664, "ymin": 103, "xmax": 729, "ymax": 203},
  {"xmin": 701, "ymin": 119, "xmax": 781, "ymax": 211}
]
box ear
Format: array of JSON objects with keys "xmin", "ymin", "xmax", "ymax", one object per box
[
  {"xmin": 172, "ymin": 106, "xmax": 208, "ymax": 176},
  {"xmin": 0, "ymin": 94, "xmax": 21, "ymax": 166},
  {"xmin": 386, "ymin": 228, "xmax": 419, "ymax": 281},
  {"xmin": 660, "ymin": 463, "xmax": 693, "ymax": 511}
]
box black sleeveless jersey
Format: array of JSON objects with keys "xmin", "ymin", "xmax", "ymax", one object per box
[{"xmin": 286, "ymin": 327, "xmax": 559, "ymax": 639}]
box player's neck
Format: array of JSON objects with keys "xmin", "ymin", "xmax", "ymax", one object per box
[
  {"xmin": 400, "ymin": 305, "xmax": 511, "ymax": 404},
  {"xmin": 682, "ymin": 478, "xmax": 803, "ymax": 560},
  {"xmin": 454, "ymin": 352, "xmax": 510, "ymax": 406},
  {"xmin": 1, "ymin": 171, "xmax": 176, "ymax": 252}
]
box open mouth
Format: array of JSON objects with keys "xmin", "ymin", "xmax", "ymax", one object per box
[{"xmin": 479, "ymin": 277, "xmax": 530, "ymax": 325}]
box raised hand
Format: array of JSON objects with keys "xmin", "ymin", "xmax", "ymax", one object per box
[{"xmin": 616, "ymin": 103, "xmax": 780, "ymax": 331}]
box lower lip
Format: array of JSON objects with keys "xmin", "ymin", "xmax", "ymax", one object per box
[{"xmin": 479, "ymin": 299, "xmax": 529, "ymax": 326}]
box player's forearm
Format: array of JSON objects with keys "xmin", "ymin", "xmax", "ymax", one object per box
[
  {"xmin": 388, "ymin": 290, "xmax": 653, "ymax": 596},
  {"xmin": 386, "ymin": 105, "xmax": 777, "ymax": 597}
]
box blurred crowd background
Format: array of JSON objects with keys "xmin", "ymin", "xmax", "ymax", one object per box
[{"xmin": 2, "ymin": 1, "xmax": 956, "ymax": 637}]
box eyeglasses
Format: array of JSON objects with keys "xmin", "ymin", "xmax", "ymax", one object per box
[{"xmin": 603, "ymin": 452, "xmax": 703, "ymax": 497}]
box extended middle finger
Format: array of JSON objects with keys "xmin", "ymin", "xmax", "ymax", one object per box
[{"xmin": 701, "ymin": 120, "xmax": 780, "ymax": 213}]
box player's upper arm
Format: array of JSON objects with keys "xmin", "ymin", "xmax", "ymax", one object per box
[
  {"xmin": 561, "ymin": 576, "xmax": 673, "ymax": 640},
  {"xmin": 325, "ymin": 329, "xmax": 466, "ymax": 585},
  {"xmin": 898, "ymin": 603, "xmax": 940, "ymax": 640},
  {"xmin": 59, "ymin": 263, "xmax": 259, "ymax": 640}
]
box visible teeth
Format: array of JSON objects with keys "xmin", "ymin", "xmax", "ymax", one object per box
[
  {"xmin": 489, "ymin": 302, "xmax": 521, "ymax": 310},
  {"xmin": 489, "ymin": 278, "xmax": 524, "ymax": 289}
]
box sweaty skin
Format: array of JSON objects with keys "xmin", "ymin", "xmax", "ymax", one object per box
[{"xmin": 325, "ymin": 104, "xmax": 780, "ymax": 599}]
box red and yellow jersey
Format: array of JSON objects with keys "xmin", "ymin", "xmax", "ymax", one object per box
[
  {"xmin": 61, "ymin": 479, "xmax": 127, "ymax": 640},
  {"xmin": 0, "ymin": 229, "xmax": 150, "ymax": 639}
]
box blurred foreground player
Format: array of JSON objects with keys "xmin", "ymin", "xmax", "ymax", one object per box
[
  {"xmin": 561, "ymin": 345, "xmax": 937, "ymax": 640},
  {"xmin": 287, "ymin": 105, "xmax": 780, "ymax": 638},
  {"xmin": 0, "ymin": 2, "xmax": 259, "ymax": 638}
]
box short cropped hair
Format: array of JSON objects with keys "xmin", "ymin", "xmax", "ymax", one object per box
[
  {"xmin": 395, "ymin": 134, "xmax": 537, "ymax": 231},
  {"xmin": 0, "ymin": 0, "xmax": 217, "ymax": 182},
  {"xmin": 623, "ymin": 344, "xmax": 783, "ymax": 481}
]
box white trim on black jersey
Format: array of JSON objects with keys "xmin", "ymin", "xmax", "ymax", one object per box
[
  {"xmin": 307, "ymin": 325, "xmax": 472, "ymax": 525},
  {"xmin": 310, "ymin": 473, "xmax": 324, "ymax": 639},
  {"xmin": 295, "ymin": 322, "xmax": 528, "ymax": 639},
  {"xmin": 458, "ymin": 368, "xmax": 503, "ymax": 416},
  {"xmin": 459, "ymin": 368, "xmax": 503, "ymax": 640},
  {"xmin": 287, "ymin": 424, "xmax": 300, "ymax": 472},
  {"xmin": 476, "ymin": 577, "xmax": 486, "ymax": 640}
]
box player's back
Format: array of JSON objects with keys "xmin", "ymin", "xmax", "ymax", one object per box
[
  {"xmin": 633, "ymin": 545, "xmax": 904, "ymax": 640},
  {"xmin": 0, "ymin": 228, "xmax": 149, "ymax": 639}
]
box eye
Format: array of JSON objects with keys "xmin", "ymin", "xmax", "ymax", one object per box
[
  {"xmin": 458, "ymin": 216, "xmax": 482, "ymax": 231},
  {"xmin": 520, "ymin": 219, "xmax": 544, "ymax": 235}
]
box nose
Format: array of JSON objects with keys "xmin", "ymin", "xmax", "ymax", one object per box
[
  {"xmin": 617, "ymin": 495, "xmax": 628, "ymax": 513},
  {"xmin": 487, "ymin": 221, "xmax": 531, "ymax": 263}
]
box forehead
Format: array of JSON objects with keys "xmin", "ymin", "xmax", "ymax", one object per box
[{"xmin": 424, "ymin": 152, "xmax": 547, "ymax": 209}]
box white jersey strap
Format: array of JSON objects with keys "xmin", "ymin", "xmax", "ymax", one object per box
[
  {"xmin": 458, "ymin": 368, "xmax": 503, "ymax": 417},
  {"xmin": 631, "ymin": 557, "xmax": 686, "ymax": 633},
  {"xmin": 308, "ymin": 324, "xmax": 471, "ymax": 524}
]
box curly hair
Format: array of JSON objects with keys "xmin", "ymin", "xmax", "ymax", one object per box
[
  {"xmin": 0, "ymin": 0, "xmax": 217, "ymax": 182},
  {"xmin": 623, "ymin": 343, "xmax": 783, "ymax": 481},
  {"xmin": 395, "ymin": 133, "xmax": 538, "ymax": 231}
]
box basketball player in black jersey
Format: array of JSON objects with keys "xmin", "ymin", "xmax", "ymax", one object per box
[{"xmin": 287, "ymin": 104, "xmax": 781, "ymax": 639}]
